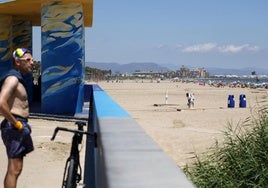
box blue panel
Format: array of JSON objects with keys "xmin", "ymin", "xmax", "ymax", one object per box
[
  {"xmin": 0, "ymin": 15, "xmax": 12, "ymax": 77},
  {"xmin": 41, "ymin": 2, "xmax": 85, "ymax": 115},
  {"xmin": 92, "ymin": 84, "xmax": 104, "ymax": 91},
  {"xmin": 12, "ymin": 20, "xmax": 33, "ymax": 104},
  {"xmin": 12, "ymin": 20, "xmax": 32, "ymax": 50},
  {"xmin": 93, "ymin": 91, "xmax": 131, "ymax": 118}
]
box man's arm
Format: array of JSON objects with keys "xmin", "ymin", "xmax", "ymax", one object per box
[{"xmin": 0, "ymin": 76, "xmax": 19, "ymax": 125}]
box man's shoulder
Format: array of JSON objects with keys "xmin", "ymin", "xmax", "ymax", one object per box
[
  {"xmin": 0, "ymin": 69, "xmax": 23, "ymax": 88},
  {"xmin": 6, "ymin": 70, "xmax": 23, "ymax": 80}
]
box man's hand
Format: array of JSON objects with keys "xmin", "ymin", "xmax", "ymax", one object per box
[{"xmin": 14, "ymin": 121, "xmax": 23, "ymax": 130}]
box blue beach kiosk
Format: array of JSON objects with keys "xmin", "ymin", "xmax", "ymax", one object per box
[{"xmin": 0, "ymin": 0, "xmax": 93, "ymax": 115}]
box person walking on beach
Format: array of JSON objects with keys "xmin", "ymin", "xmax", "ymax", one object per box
[
  {"xmin": 186, "ymin": 92, "xmax": 195, "ymax": 108},
  {"xmin": 0, "ymin": 48, "xmax": 34, "ymax": 188}
]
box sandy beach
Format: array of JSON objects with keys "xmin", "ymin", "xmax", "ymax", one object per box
[
  {"xmin": 0, "ymin": 80, "xmax": 267, "ymax": 187},
  {"xmin": 0, "ymin": 119, "xmax": 87, "ymax": 188},
  {"xmin": 97, "ymin": 80, "xmax": 267, "ymax": 167}
]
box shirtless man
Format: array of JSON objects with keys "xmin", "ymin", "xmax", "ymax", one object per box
[{"xmin": 0, "ymin": 48, "xmax": 34, "ymax": 188}]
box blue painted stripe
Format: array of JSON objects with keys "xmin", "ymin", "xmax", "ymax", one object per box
[
  {"xmin": 92, "ymin": 84, "xmax": 103, "ymax": 91},
  {"xmin": 93, "ymin": 90, "xmax": 131, "ymax": 118}
]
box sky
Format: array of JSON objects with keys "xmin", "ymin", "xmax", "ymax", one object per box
[{"xmin": 33, "ymin": 0, "xmax": 268, "ymax": 70}]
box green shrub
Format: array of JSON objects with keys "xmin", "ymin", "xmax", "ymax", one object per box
[{"xmin": 184, "ymin": 105, "xmax": 268, "ymax": 188}]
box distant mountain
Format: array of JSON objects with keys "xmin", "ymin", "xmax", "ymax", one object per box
[
  {"xmin": 86, "ymin": 62, "xmax": 170, "ymax": 74},
  {"xmin": 86, "ymin": 62, "xmax": 268, "ymax": 76}
]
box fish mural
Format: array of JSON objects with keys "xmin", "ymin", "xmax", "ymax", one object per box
[
  {"xmin": 41, "ymin": 2, "xmax": 85, "ymax": 115},
  {"xmin": 0, "ymin": 15, "xmax": 12, "ymax": 77}
]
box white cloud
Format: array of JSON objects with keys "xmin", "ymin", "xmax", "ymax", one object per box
[
  {"xmin": 181, "ymin": 43, "xmax": 259, "ymax": 53},
  {"xmin": 175, "ymin": 44, "xmax": 183, "ymax": 48},
  {"xmin": 218, "ymin": 45, "xmax": 243, "ymax": 53},
  {"xmin": 218, "ymin": 44, "xmax": 259, "ymax": 53},
  {"xmin": 156, "ymin": 44, "xmax": 167, "ymax": 49},
  {"xmin": 182, "ymin": 43, "xmax": 217, "ymax": 53},
  {"xmin": 247, "ymin": 45, "xmax": 259, "ymax": 51}
]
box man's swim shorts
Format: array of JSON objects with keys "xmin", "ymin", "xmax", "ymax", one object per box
[{"xmin": 1, "ymin": 117, "xmax": 34, "ymax": 158}]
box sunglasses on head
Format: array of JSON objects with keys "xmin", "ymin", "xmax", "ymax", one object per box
[{"xmin": 19, "ymin": 58, "xmax": 33, "ymax": 62}]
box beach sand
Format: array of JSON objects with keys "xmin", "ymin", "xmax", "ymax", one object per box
[
  {"xmin": 97, "ymin": 80, "xmax": 267, "ymax": 167},
  {"xmin": 0, "ymin": 80, "xmax": 267, "ymax": 187},
  {"xmin": 0, "ymin": 119, "xmax": 87, "ymax": 188}
]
